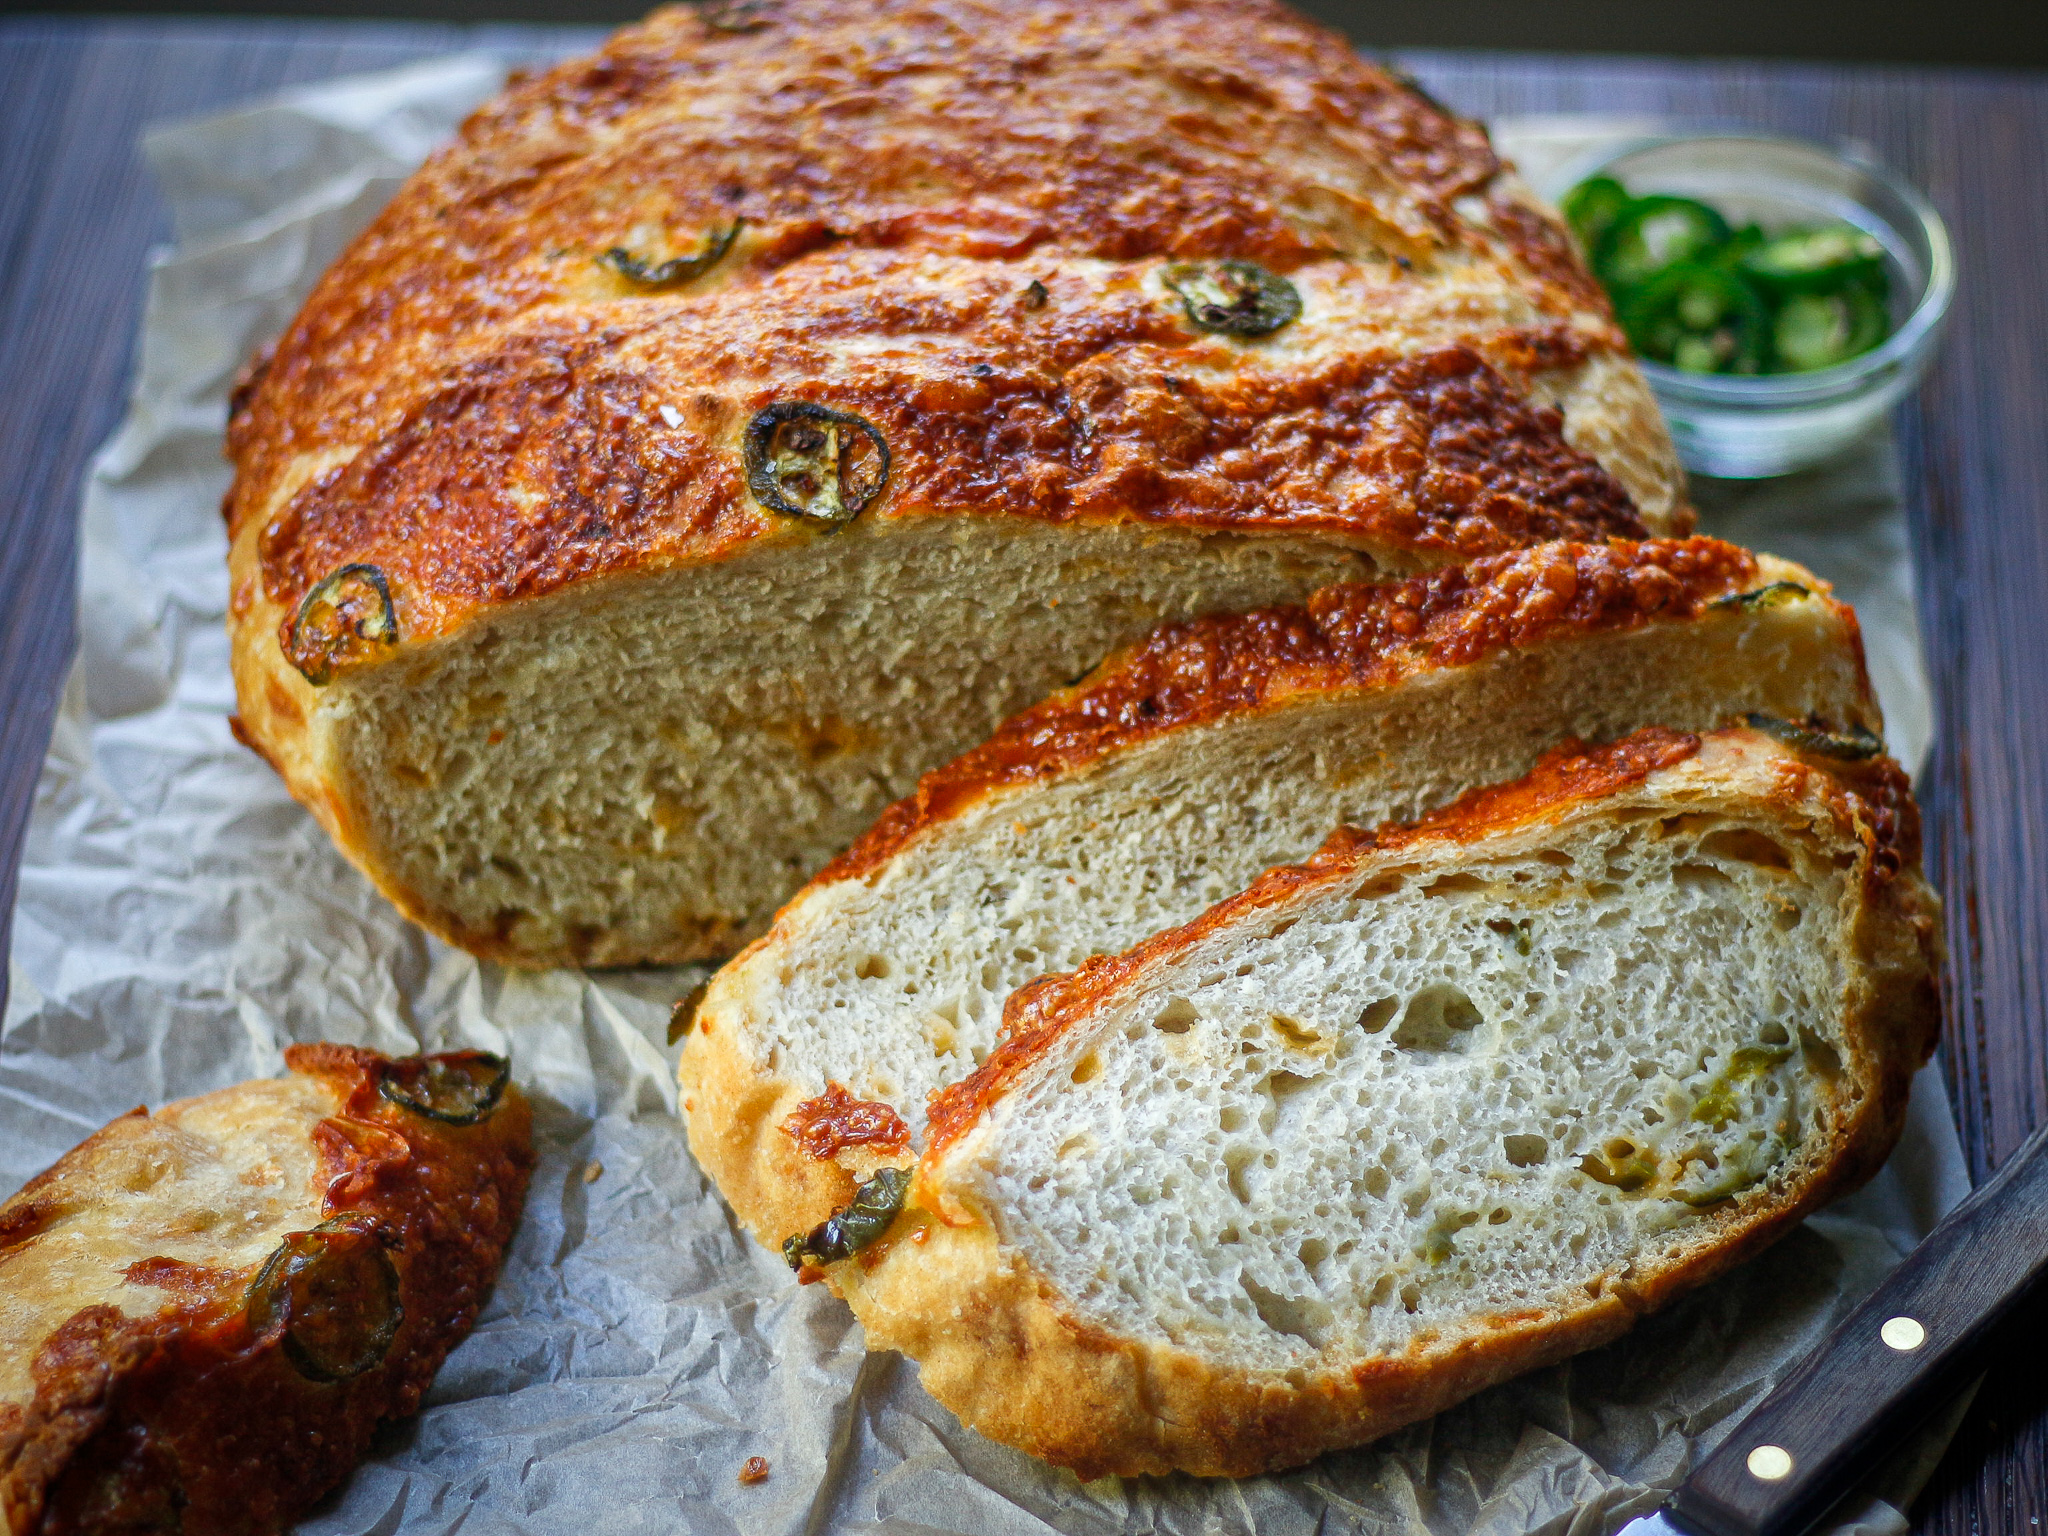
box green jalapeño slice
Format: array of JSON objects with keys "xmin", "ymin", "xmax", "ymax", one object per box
[
  {"xmin": 743, "ymin": 402, "xmax": 891, "ymax": 527},
  {"xmin": 1619, "ymin": 261, "xmax": 1769, "ymax": 375},
  {"xmin": 246, "ymin": 1217, "xmax": 403, "ymax": 1382},
  {"xmin": 1744, "ymin": 711, "xmax": 1884, "ymax": 761},
  {"xmin": 1565, "ymin": 172, "xmax": 1897, "ymax": 377},
  {"xmin": 598, "ymin": 220, "xmax": 742, "ymax": 289},
  {"xmin": 287, "ymin": 564, "xmax": 398, "ymax": 686},
  {"xmin": 1739, "ymin": 221, "xmax": 1885, "ymax": 293},
  {"xmin": 781, "ymin": 1166, "xmax": 911, "ymax": 1271},
  {"xmin": 377, "ymin": 1050, "xmax": 512, "ymax": 1126},
  {"xmin": 1595, "ymin": 195, "xmax": 1732, "ymax": 291},
  {"xmin": 1562, "ymin": 175, "xmax": 1631, "ymax": 252},
  {"xmin": 1161, "ymin": 258, "xmax": 1301, "ymax": 338},
  {"xmin": 1771, "ymin": 286, "xmax": 1888, "ymax": 372}
]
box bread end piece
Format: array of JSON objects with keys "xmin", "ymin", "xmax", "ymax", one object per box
[{"xmin": 0, "ymin": 1046, "xmax": 534, "ymax": 1536}]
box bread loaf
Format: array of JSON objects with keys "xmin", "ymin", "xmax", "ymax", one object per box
[
  {"xmin": 224, "ymin": 0, "xmax": 1687, "ymax": 967},
  {"xmin": 832, "ymin": 727, "xmax": 1940, "ymax": 1478},
  {"xmin": 0, "ymin": 1047, "xmax": 532, "ymax": 1536},
  {"xmin": 679, "ymin": 538, "xmax": 1881, "ymax": 1244}
]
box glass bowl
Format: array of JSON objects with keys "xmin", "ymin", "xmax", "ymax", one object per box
[{"xmin": 1544, "ymin": 133, "xmax": 1955, "ymax": 479}]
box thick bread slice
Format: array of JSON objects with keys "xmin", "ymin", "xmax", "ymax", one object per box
[
  {"xmin": 225, "ymin": 0, "xmax": 1689, "ymax": 968},
  {"xmin": 0, "ymin": 1046, "xmax": 533, "ymax": 1535},
  {"xmin": 836, "ymin": 727, "xmax": 1941, "ymax": 1478},
  {"xmin": 680, "ymin": 539, "xmax": 1881, "ymax": 1245}
]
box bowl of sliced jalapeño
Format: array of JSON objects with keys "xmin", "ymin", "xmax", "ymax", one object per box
[{"xmin": 1553, "ymin": 134, "xmax": 1953, "ymax": 479}]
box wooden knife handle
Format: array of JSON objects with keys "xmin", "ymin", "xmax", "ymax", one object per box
[{"xmin": 1667, "ymin": 1114, "xmax": 2048, "ymax": 1536}]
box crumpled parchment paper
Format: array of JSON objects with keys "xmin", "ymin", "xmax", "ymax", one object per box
[{"xmin": 0, "ymin": 57, "xmax": 1971, "ymax": 1536}]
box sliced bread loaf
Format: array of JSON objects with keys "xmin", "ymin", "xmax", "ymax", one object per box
[
  {"xmin": 836, "ymin": 726, "xmax": 1941, "ymax": 1477},
  {"xmin": 679, "ymin": 539, "xmax": 1881, "ymax": 1245},
  {"xmin": 226, "ymin": 0, "xmax": 1685, "ymax": 969}
]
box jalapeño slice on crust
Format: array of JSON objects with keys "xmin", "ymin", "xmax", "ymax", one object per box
[
  {"xmin": 782, "ymin": 1166, "xmax": 911, "ymax": 1271},
  {"xmin": 599, "ymin": 220, "xmax": 742, "ymax": 288},
  {"xmin": 378, "ymin": 1050, "xmax": 512, "ymax": 1126},
  {"xmin": 743, "ymin": 402, "xmax": 891, "ymax": 527},
  {"xmin": 246, "ymin": 1217, "xmax": 404, "ymax": 1382},
  {"xmin": 287, "ymin": 563, "xmax": 398, "ymax": 686},
  {"xmin": 1744, "ymin": 712, "xmax": 1884, "ymax": 761},
  {"xmin": 1161, "ymin": 258, "xmax": 1302, "ymax": 338},
  {"xmin": 1710, "ymin": 580, "xmax": 1811, "ymax": 611}
]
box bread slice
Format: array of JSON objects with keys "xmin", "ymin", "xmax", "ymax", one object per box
[
  {"xmin": 680, "ymin": 538, "xmax": 1881, "ymax": 1245},
  {"xmin": 224, "ymin": 0, "xmax": 1689, "ymax": 968},
  {"xmin": 0, "ymin": 1046, "xmax": 533, "ymax": 1534},
  {"xmin": 833, "ymin": 727, "xmax": 1940, "ymax": 1478}
]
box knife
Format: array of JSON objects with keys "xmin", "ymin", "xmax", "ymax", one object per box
[{"xmin": 1617, "ymin": 1112, "xmax": 2048, "ymax": 1536}]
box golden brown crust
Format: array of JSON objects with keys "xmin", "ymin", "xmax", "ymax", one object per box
[
  {"xmin": 845, "ymin": 1106, "xmax": 1891, "ymax": 1479},
  {"xmin": 822, "ymin": 539, "xmax": 1763, "ymax": 885},
  {"xmin": 679, "ymin": 1013, "xmax": 867, "ymax": 1250},
  {"xmin": 226, "ymin": 0, "xmax": 1683, "ymax": 681},
  {"xmin": 0, "ymin": 1047, "xmax": 534, "ymax": 1536},
  {"xmin": 849, "ymin": 727, "xmax": 1942, "ymax": 1478}
]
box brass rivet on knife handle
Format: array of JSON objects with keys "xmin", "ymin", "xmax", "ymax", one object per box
[
  {"xmin": 1880, "ymin": 1315, "xmax": 1926, "ymax": 1351},
  {"xmin": 1745, "ymin": 1445, "xmax": 1794, "ymax": 1482}
]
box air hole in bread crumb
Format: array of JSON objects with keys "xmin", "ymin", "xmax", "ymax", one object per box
[
  {"xmin": 1400, "ymin": 1282, "xmax": 1422, "ymax": 1314},
  {"xmin": 1298, "ymin": 1237, "xmax": 1329, "ymax": 1273},
  {"xmin": 1502, "ymin": 1134, "xmax": 1548, "ymax": 1167},
  {"xmin": 1352, "ymin": 873, "xmax": 1405, "ymax": 899},
  {"xmin": 1270, "ymin": 1014, "xmax": 1327, "ymax": 1052},
  {"xmin": 1673, "ymin": 862, "xmax": 1736, "ymax": 892},
  {"xmin": 854, "ymin": 954, "xmax": 893, "ymax": 980},
  {"xmin": 1225, "ymin": 1147, "xmax": 1256, "ymax": 1203},
  {"xmin": 1660, "ymin": 813, "xmax": 1721, "ymax": 838},
  {"xmin": 1489, "ymin": 1207, "xmax": 1512, "ymax": 1224},
  {"xmin": 1357, "ymin": 997, "xmax": 1399, "ymax": 1033},
  {"xmin": 1423, "ymin": 873, "xmax": 1488, "ymax": 897},
  {"xmin": 1240, "ymin": 1273, "xmax": 1330, "ymax": 1345},
  {"xmin": 1265, "ymin": 1070, "xmax": 1318, "ymax": 1114},
  {"xmin": 1361, "ymin": 1165, "xmax": 1390, "ymax": 1198},
  {"xmin": 1070, "ymin": 1052, "xmax": 1102, "ymax": 1085},
  {"xmin": 1800, "ymin": 1027, "xmax": 1843, "ymax": 1082},
  {"xmin": 1392, "ymin": 984, "xmax": 1484, "ymax": 1052},
  {"xmin": 1703, "ymin": 828, "xmax": 1794, "ymax": 871},
  {"xmin": 1153, "ymin": 998, "xmax": 1198, "ymax": 1034}
]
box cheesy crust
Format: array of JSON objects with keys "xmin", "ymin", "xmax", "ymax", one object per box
[
  {"xmin": 0, "ymin": 1047, "xmax": 533, "ymax": 1536},
  {"xmin": 223, "ymin": 0, "xmax": 1691, "ymax": 968}
]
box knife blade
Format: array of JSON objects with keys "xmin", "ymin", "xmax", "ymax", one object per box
[{"xmin": 1607, "ymin": 1112, "xmax": 2048, "ymax": 1536}]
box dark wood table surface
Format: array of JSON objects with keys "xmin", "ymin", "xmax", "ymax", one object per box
[{"xmin": 3, "ymin": 16, "xmax": 2045, "ymax": 1532}]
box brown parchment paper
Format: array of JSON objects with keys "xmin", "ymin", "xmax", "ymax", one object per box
[{"xmin": 0, "ymin": 59, "xmax": 1970, "ymax": 1536}]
